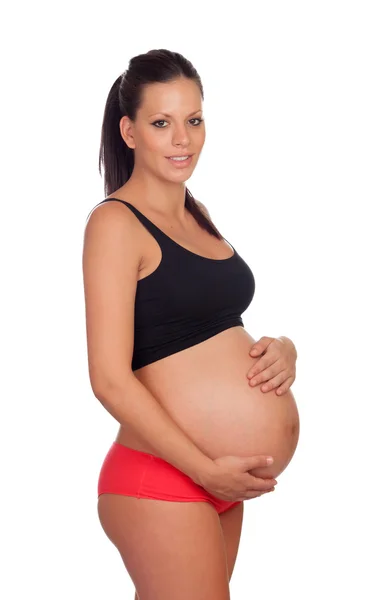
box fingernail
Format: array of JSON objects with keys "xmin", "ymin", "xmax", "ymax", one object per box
[{"xmin": 267, "ymin": 457, "xmax": 274, "ymax": 464}]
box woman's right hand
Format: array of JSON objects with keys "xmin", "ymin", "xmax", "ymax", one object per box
[{"xmin": 199, "ymin": 455, "xmax": 277, "ymax": 502}]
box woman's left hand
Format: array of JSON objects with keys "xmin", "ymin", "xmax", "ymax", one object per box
[{"xmin": 246, "ymin": 336, "xmax": 297, "ymax": 395}]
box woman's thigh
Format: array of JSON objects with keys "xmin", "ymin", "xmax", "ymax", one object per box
[
  {"xmin": 98, "ymin": 494, "xmax": 231, "ymax": 600},
  {"xmin": 219, "ymin": 501, "xmax": 244, "ymax": 581}
]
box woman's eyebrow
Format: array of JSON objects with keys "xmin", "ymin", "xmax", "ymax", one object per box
[{"xmin": 148, "ymin": 109, "xmax": 202, "ymax": 118}]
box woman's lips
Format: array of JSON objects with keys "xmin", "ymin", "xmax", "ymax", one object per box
[{"xmin": 166, "ymin": 155, "xmax": 193, "ymax": 168}]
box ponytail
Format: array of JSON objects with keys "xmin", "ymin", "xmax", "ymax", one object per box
[{"xmin": 98, "ymin": 74, "xmax": 134, "ymax": 198}]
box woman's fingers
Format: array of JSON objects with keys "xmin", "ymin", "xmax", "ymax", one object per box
[{"xmin": 240, "ymin": 487, "xmax": 275, "ymax": 500}]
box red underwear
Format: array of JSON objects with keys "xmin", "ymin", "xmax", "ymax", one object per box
[{"xmin": 97, "ymin": 441, "xmax": 241, "ymax": 515}]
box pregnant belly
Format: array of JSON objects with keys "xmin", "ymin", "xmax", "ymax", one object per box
[{"xmin": 131, "ymin": 326, "xmax": 300, "ymax": 480}]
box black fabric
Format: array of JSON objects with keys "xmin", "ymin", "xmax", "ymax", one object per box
[{"xmin": 98, "ymin": 198, "xmax": 255, "ymax": 370}]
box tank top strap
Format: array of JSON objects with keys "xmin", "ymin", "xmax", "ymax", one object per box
[{"xmin": 99, "ymin": 198, "xmax": 171, "ymax": 246}]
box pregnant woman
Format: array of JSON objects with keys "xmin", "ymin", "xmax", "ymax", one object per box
[{"xmin": 83, "ymin": 49, "xmax": 300, "ymax": 600}]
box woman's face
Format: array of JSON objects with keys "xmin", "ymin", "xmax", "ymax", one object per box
[{"xmin": 121, "ymin": 77, "xmax": 205, "ymax": 182}]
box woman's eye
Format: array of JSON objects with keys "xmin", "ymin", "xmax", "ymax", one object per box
[{"xmin": 151, "ymin": 118, "xmax": 204, "ymax": 128}]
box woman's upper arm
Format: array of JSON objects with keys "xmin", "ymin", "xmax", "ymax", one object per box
[{"xmin": 82, "ymin": 202, "xmax": 142, "ymax": 395}]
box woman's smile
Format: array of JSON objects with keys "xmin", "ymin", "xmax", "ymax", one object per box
[{"xmin": 166, "ymin": 154, "xmax": 194, "ymax": 168}]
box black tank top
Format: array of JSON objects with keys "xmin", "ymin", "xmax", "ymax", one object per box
[{"xmin": 97, "ymin": 198, "xmax": 255, "ymax": 371}]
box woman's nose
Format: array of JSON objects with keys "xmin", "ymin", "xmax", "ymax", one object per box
[{"xmin": 172, "ymin": 127, "xmax": 190, "ymax": 147}]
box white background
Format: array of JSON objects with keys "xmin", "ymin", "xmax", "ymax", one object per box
[{"xmin": 2, "ymin": 1, "xmax": 384, "ymax": 598}]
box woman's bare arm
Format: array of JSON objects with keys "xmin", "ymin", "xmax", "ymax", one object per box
[{"xmin": 82, "ymin": 201, "xmax": 214, "ymax": 485}]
